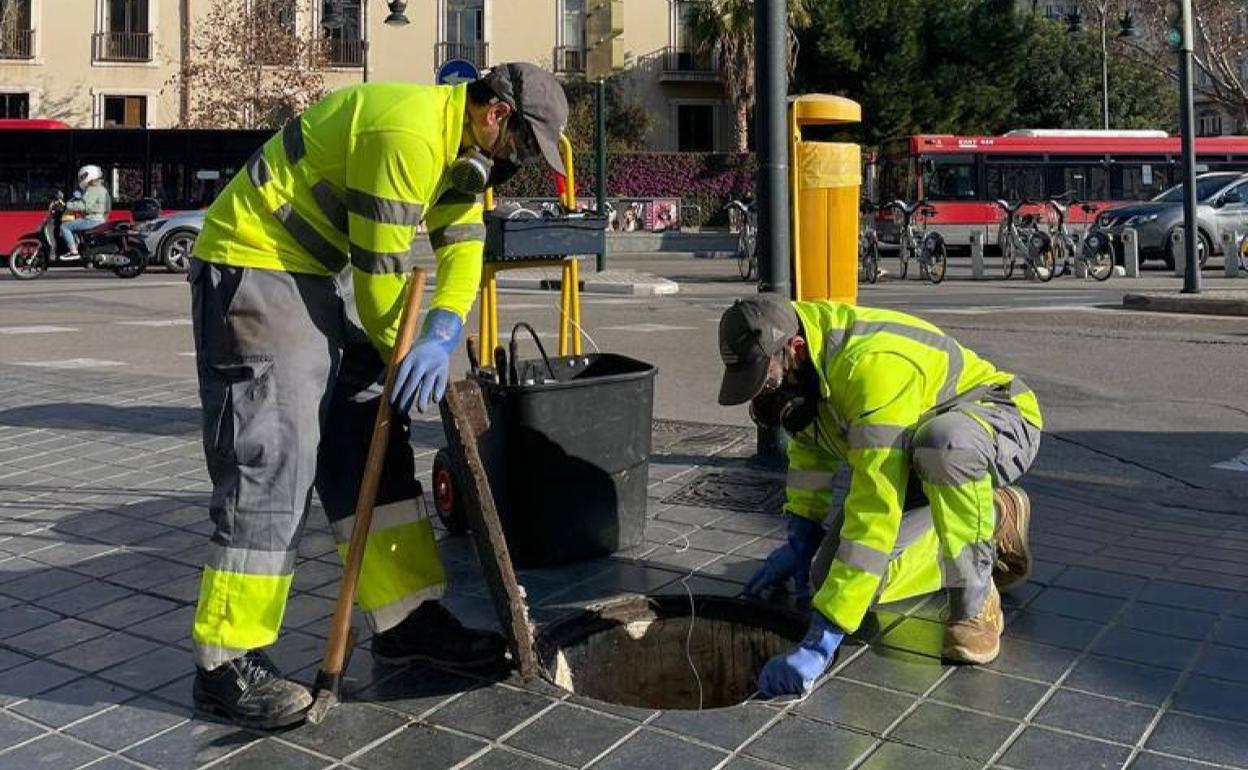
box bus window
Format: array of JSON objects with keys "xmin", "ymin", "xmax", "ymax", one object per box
[
  {"xmin": 1046, "ymin": 163, "xmax": 1108, "ymax": 200},
  {"xmin": 184, "ymin": 130, "xmax": 262, "ymax": 207},
  {"xmin": 986, "ymin": 160, "xmax": 1046, "ymax": 201},
  {"xmin": 880, "ymin": 157, "xmax": 915, "ymax": 203},
  {"xmin": 922, "ymin": 155, "xmax": 978, "ymax": 201},
  {"xmin": 149, "ymin": 131, "xmax": 189, "ymax": 207},
  {"xmin": 1111, "ymin": 161, "xmax": 1171, "ymax": 199},
  {"xmin": 73, "ymin": 130, "xmax": 147, "ymax": 205},
  {"xmin": 0, "ymin": 131, "xmax": 70, "ymax": 207}
]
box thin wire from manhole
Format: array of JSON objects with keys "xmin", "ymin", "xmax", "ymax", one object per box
[{"xmin": 663, "ymin": 470, "xmax": 785, "ymax": 513}]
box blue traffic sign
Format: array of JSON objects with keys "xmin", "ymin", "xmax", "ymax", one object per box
[{"xmin": 437, "ymin": 58, "xmax": 480, "ymax": 85}]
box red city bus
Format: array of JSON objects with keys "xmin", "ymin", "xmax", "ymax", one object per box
[
  {"xmin": 0, "ymin": 120, "xmax": 268, "ymax": 255},
  {"xmin": 872, "ymin": 130, "xmax": 1248, "ymax": 247}
]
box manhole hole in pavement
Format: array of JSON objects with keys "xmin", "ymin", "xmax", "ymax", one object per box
[
  {"xmin": 537, "ymin": 595, "xmax": 804, "ymax": 710},
  {"xmin": 662, "ymin": 470, "xmax": 785, "ymax": 513}
]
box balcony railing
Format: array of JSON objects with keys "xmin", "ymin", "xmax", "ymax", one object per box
[
  {"xmin": 663, "ymin": 47, "xmax": 714, "ymax": 73},
  {"xmin": 0, "ymin": 29, "xmax": 35, "ymax": 60},
  {"xmin": 553, "ymin": 45, "xmax": 585, "ymax": 74},
  {"xmin": 436, "ymin": 40, "xmax": 488, "ymax": 69},
  {"xmin": 93, "ymin": 31, "xmax": 152, "ymax": 62},
  {"xmin": 327, "ymin": 37, "xmax": 364, "ymax": 67}
]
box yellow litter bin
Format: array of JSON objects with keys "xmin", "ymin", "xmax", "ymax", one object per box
[{"xmin": 789, "ymin": 95, "xmax": 862, "ymax": 303}]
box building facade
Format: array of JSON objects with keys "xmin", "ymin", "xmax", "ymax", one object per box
[{"xmin": 0, "ymin": 0, "xmax": 735, "ymax": 150}]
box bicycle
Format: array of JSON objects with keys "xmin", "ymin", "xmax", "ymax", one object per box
[
  {"xmin": 995, "ymin": 198, "xmax": 1052, "ymax": 281},
  {"xmin": 1035, "ymin": 195, "xmax": 1114, "ymax": 282},
  {"xmin": 727, "ymin": 198, "xmax": 757, "ymax": 281},
  {"xmin": 888, "ymin": 199, "xmax": 947, "ymax": 284},
  {"xmin": 858, "ymin": 202, "xmax": 881, "ymax": 284}
]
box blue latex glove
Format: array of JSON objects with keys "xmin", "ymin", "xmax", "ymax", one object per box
[
  {"xmin": 744, "ymin": 515, "xmax": 823, "ymax": 601},
  {"xmin": 758, "ymin": 612, "xmax": 844, "ymax": 698},
  {"xmin": 392, "ymin": 308, "xmax": 462, "ymax": 414}
]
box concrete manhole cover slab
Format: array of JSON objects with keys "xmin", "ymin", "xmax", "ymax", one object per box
[
  {"xmin": 652, "ymin": 420, "xmax": 752, "ymax": 456},
  {"xmin": 663, "ymin": 470, "xmax": 785, "ymax": 513}
]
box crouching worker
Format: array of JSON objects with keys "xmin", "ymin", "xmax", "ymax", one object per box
[{"xmin": 716, "ymin": 295, "xmax": 1042, "ymax": 698}]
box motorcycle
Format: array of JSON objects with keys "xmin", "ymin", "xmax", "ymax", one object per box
[{"xmin": 7, "ymin": 192, "xmax": 151, "ymax": 280}]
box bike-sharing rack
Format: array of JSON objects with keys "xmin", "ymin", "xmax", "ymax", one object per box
[
  {"xmin": 1222, "ymin": 230, "xmax": 1242, "ymax": 278},
  {"xmin": 970, "ymin": 231, "xmax": 985, "ymax": 280},
  {"xmin": 1120, "ymin": 229, "xmax": 1141, "ymax": 278}
]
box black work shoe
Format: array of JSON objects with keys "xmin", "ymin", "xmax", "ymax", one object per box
[
  {"xmin": 193, "ymin": 649, "xmax": 312, "ymax": 730},
  {"xmin": 371, "ymin": 601, "xmax": 507, "ymax": 669}
]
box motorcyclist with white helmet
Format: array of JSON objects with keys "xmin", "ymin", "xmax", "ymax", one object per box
[{"xmin": 61, "ymin": 164, "xmax": 112, "ymax": 257}]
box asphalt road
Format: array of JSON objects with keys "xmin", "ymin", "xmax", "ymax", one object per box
[{"xmin": 2, "ymin": 256, "xmax": 1245, "ymax": 500}]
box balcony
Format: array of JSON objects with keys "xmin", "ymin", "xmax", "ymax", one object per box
[
  {"xmin": 553, "ymin": 45, "xmax": 585, "ymax": 75},
  {"xmin": 327, "ymin": 37, "xmax": 364, "ymax": 67},
  {"xmin": 93, "ymin": 31, "xmax": 152, "ymax": 63},
  {"xmin": 0, "ymin": 29, "xmax": 35, "ymax": 60},
  {"xmin": 435, "ymin": 41, "xmax": 488, "ymax": 70},
  {"xmin": 659, "ymin": 47, "xmax": 717, "ymax": 83}
]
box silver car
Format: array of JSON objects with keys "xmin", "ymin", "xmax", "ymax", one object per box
[
  {"xmin": 138, "ymin": 209, "xmax": 204, "ymax": 273},
  {"xmin": 1098, "ymin": 172, "xmax": 1248, "ymax": 268}
]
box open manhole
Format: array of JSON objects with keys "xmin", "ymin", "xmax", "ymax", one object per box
[
  {"xmin": 536, "ymin": 595, "xmax": 805, "ymax": 710},
  {"xmin": 662, "ymin": 470, "xmax": 786, "ymax": 513}
]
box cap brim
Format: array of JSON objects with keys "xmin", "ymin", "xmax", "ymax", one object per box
[
  {"xmin": 718, "ymin": 359, "xmax": 770, "ymax": 406},
  {"xmin": 526, "ymin": 117, "xmax": 566, "ymax": 176}
]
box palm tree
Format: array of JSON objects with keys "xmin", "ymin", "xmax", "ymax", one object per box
[{"xmin": 687, "ymin": 0, "xmax": 811, "ymax": 152}]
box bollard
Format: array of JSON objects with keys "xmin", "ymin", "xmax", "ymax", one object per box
[
  {"xmin": 1121, "ymin": 229, "xmax": 1140, "ymax": 278},
  {"xmin": 1172, "ymin": 230, "xmax": 1186, "ymax": 277},
  {"xmin": 970, "ymin": 231, "xmax": 984, "ymax": 280},
  {"xmin": 1224, "ymin": 231, "xmax": 1241, "ymax": 278}
]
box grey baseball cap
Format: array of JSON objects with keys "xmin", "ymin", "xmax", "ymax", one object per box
[
  {"xmin": 717, "ymin": 294, "xmax": 800, "ymax": 406},
  {"xmin": 480, "ymin": 62, "xmax": 569, "ymax": 175}
]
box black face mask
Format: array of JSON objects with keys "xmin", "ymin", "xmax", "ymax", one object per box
[
  {"xmin": 748, "ymin": 358, "xmax": 821, "ymax": 435},
  {"xmin": 488, "ymin": 157, "xmax": 520, "ymax": 187}
]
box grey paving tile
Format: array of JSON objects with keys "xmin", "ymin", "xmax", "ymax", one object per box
[
  {"xmin": 5, "ymin": 617, "xmax": 111, "ymax": 656},
  {"xmin": 65, "ymin": 697, "xmax": 189, "ymax": 752},
  {"xmin": 0, "ymin": 733, "xmax": 106, "ymax": 770},
  {"xmin": 71, "ymin": 756, "xmax": 147, "ymax": 770},
  {"xmin": 504, "ymin": 704, "xmax": 634, "ymax": 767},
  {"xmin": 49, "ymin": 631, "xmax": 160, "ymax": 673},
  {"xmin": 96, "ymin": 645, "xmax": 189, "ymax": 694},
  {"xmin": 206, "ymin": 739, "xmax": 332, "ymax": 770},
  {"xmin": 121, "ymin": 718, "xmax": 258, "ymax": 770},
  {"xmin": 356, "ymin": 664, "xmax": 478, "ymax": 719},
  {"xmin": 1034, "ymin": 688, "xmax": 1157, "ymax": 744},
  {"xmin": 1065, "ymin": 656, "xmax": 1181, "ymax": 705},
  {"xmin": 890, "ymin": 702, "xmax": 1017, "ymax": 761},
  {"xmin": 1052, "ymin": 566, "xmax": 1149, "ymax": 599},
  {"xmin": 1138, "ymin": 581, "xmax": 1237, "ymax": 614},
  {"xmin": 9, "ymin": 677, "xmax": 135, "ymax": 728},
  {"xmin": 876, "ymin": 616, "xmax": 944, "ymax": 657},
  {"xmin": 652, "ymin": 702, "xmax": 777, "ymax": 749},
  {"xmin": 839, "ymin": 648, "xmax": 951, "ymax": 694},
  {"xmin": 1119, "ymin": 603, "xmax": 1218, "ymax": 641},
  {"xmin": 354, "ymin": 723, "xmax": 487, "ymax": 770},
  {"xmin": 1091, "ymin": 627, "xmax": 1202, "ymax": 671},
  {"xmin": 999, "ymin": 726, "xmax": 1130, "ymax": 770},
  {"xmin": 1028, "ymin": 587, "xmax": 1126, "ymax": 623},
  {"xmin": 859, "ymin": 741, "xmax": 979, "ymax": 770},
  {"xmin": 0, "ymin": 646, "xmax": 32, "ymax": 673},
  {"xmin": 460, "ymin": 748, "xmax": 563, "ymax": 770},
  {"xmin": 797, "ymin": 678, "xmax": 914, "ymax": 734},
  {"xmin": 0, "ymin": 710, "xmax": 46, "ymax": 750},
  {"xmin": 425, "ymin": 684, "xmax": 554, "ymax": 739},
  {"xmin": 1172, "ymin": 675, "xmax": 1248, "ymax": 724},
  {"xmin": 590, "ymin": 728, "xmax": 729, "ymax": 770},
  {"xmin": 0, "ymin": 567, "xmax": 91, "ymax": 600},
  {"xmin": 130, "ymin": 605, "xmax": 196, "ymax": 646},
  {"xmin": 743, "ymin": 715, "xmax": 875, "ymax": 770},
  {"xmin": 33, "ymin": 581, "xmax": 133, "ymax": 617},
  {"xmin": 985, "ymin": 637, "xmax": 1079, "ymax": 682},
  {"xmin": 0, "ymin": 658, "xmax": 84, "ymax": 707},
  {"xmin": 1192, "ymin": 644, "xmax": 1248, "ymax": 684},
  {"xmin": 80, "ymin": 593, "xmax": 181, "ymax": 629},
  {"xmin": 1145, "ymin": 712, "xmax": 1248, "ymax": 767},
  {"xmin": 1004, "ymin": 610, "xmax": 1102, "ymax": 651},
  {"xmin": 722, "ymin": 758, "xmax": 790, "ymax": 770},
  {"xmin": 1213, "ymin": 617, "xmax": 1248, "ymax": 649},
  {"xmin": 931, "ymin": 668, "xmax": 1050, "ymax": 720},
  {"xmin": 0, "ymin": 604, "xmax": 61, "ymax": 639},
  {"xmin": 283, "ymin": 703, "xmax": 409, "ymax": 759},
  {"xmin": 566, "ymin": 694, "xmax": 658, "ymax": 723},
  {"xmin": 1128, "ymin": 751, "xmax": 1228, "ymax": 770}
]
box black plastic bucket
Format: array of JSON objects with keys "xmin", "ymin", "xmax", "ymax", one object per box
[{"xmin": 472, "ymin": 353, "xmax": 656, "ymax": 568}]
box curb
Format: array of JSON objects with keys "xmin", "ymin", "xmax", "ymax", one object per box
[
  {"xmin": 1123, "ymin": 292, "xmax": 1248, "ymax": 317},
  {"xmin": 495, "ymin": 273, "xmax": 680, "ymax": 296}
]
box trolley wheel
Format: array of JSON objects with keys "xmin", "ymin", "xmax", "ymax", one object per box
[{"xmin": 432, "ymin": 448, "xmax": 469, "ymax": 535}]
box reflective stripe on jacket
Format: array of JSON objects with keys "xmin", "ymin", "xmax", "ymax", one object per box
[
  {"xmin": 786, "ymin": 300, "xmax": 1043, "ymax": 632},
  {"xmin": 193, "ymin": 83, "xmax": 484, "ymax": 352}
]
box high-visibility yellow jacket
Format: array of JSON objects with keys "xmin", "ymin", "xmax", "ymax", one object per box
[
  {"xmin": 194, "ymin": 83, "xmax": 484, "ymax": 353},
  {"xmin": 784, "ymin": 301, "xmax": 1043, "ymax": 633}
]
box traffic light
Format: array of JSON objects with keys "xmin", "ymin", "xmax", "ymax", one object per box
[
  {"xmin": 586, "ymin": 0, "xmax": 624, "ymax": 80},
  {"xmin": 1165, "ymin": 0, "xmax": 1189, "ymax": 51}
]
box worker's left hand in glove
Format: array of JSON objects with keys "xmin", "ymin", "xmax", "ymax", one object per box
[
  {"xmin": 757, "ymin": 611, "xmax": 844, "ymax": 698},
  {"xmin": 744, "ymin": 515, "xmax": 823, "ymax": 602},
  {"xmin": 393, "ymin": 308, "xmax": 463, "ymax": 414}
]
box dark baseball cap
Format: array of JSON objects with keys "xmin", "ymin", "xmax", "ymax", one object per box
[
  {"xmin": 479, "ymin": 62, "xmax": 569, "ymax": 175},
  {"xmin": 717, "ymin": 294, "xmax": 800, "ymax": 406}
]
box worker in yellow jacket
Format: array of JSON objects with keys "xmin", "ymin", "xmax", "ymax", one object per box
[
  {"xmin": 187, "ymin": 63, "xmax": 568, "ymax": 728},
  {"xmin": 717, "ymin": 295, "xmax": 1041, "ymax": 697}
]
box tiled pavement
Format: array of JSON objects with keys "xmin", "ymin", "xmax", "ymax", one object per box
[{"xmin": 0, "ymin": 362, "xmax": 1246, "ymax": 770}]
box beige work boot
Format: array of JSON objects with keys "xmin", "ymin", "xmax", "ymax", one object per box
[
  {"xmin": 943, "ymin": 583, "xmax": 1004, "ymax": 664},
  {"xmin": 992, "ymin": 486, "xmax": 1032, "ymax": 593}
]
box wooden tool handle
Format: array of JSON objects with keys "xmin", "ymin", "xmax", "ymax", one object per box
[{"xmin": 321, "ymin": 266, "xmax": 427, "ymax": 676}]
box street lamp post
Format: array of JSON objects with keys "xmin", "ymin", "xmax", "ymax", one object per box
[{"xmin": 1174, "ymin": 0, "xmax": 1201, "ymax": 293}]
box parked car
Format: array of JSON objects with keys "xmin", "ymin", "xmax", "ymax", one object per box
[
  {"xmin": 1097, "ymin": 172, "xmax": 1248, "ymax": 269},
  {"xmin": 139, "ymin": 210, "xmax": 203, "ymax": 273}
]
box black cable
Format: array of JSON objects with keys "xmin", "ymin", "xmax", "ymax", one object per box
[{"xmin": 510, "ymin": 322, "xmax": 557, "ymax": 381}]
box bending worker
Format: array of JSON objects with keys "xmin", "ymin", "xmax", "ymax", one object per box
[
  {"xmin": 716, "ymin": 295, "xmax": 1041, "ymax": 697},
  {"xmin": 187, "ymin": 63, "xmax": 569, "ymax": 728}
]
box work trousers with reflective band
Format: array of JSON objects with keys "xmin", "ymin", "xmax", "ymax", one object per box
[
  {"xmin": 811, "ymin": 399, "xmax": 1039, "ymax": 625},
  {"xmin": 189, "ymin": 259, "xmax": 446, "ymax": 670}
]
